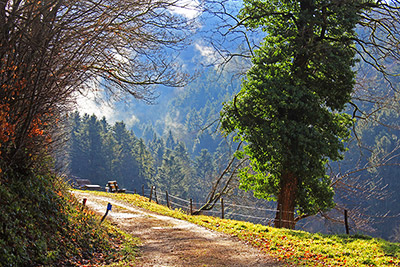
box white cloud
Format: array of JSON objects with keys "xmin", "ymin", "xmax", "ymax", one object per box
[
  {"xmin": 75, "ymin": 90, "xmax": 115, "ymax": 121},
  {"xmin": 125, "ymin": 114, "xmax": 140, "ymax": 128},
  {"xmin": 163, "ymin": 112, "xmax": 187, "ymax": 139},
  {"xmin": 195, "ymin": 43, "xmax": 214, "ymax": 58},
  {"xmin": 194, "ymin": 41, "xmax": 252, "ymax": 73},
  {"xmin": 113, "ymin": 51, "xmax": 129, "ymax": 64},
  {"xmin": 194, "ymin": 42, "xmax": 224, "ymax": 66},
  {"xmin": 75, "ymin": 89, "xmax": 141, "ymax": 128},
  {"xmin": 170, "ymin": 0, "xmax": 201, "ymax": 19}
]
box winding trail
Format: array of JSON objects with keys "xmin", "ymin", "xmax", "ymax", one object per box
[{"xmin": 72, "ymin": 191, "xmax": 282, "ymax": 267}]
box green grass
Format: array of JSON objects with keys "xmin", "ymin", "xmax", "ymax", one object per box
[
  {"xmin": 56, "ymin": 190, "xmax": 140, "ymax": 266},
  {"xmin": 85, "ymin": 190, "xmax": 400, "ymax": 266}
]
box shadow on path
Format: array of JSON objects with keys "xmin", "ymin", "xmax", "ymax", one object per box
[{"xmin": 73, "ymin": 191, "xmax": 282, "ymax": 267}]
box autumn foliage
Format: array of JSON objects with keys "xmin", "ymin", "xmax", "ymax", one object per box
[
  {"xmin": 1, "ymin": 0, "xmax": 191, "ymax": 265},
  {"xmin": 0, "ymin": 104, "xmax": 14, "ymax": 150},
  {"xmin": 0, "ymin": 0, "xmax": 192, "ymax": 172}
]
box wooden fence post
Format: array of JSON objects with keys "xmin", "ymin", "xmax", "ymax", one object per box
[
  {"xmin": 279, "ymin": 204, "xmax": 283, "ymax": 228},
  {"xmin": 149, "ymin": 186, "xmax": 153, "ymax": 202},
  {"xmin": 134, "ymin": 188, "xmax": 137, "ymax": 194},
  {"xmin": 142, "ymin": 185, "xmax": 145, "ymax": 197},
  {"xmin": 154, "ymin": 186, "xmax": 159, "ymax": 204},
  {"xmin": 166, "ymin": 191, "xmax": 170, "ymax": 209},
  {"xmin": 190, "ymin": 199, "xmax": 193, "ymax": 215},
  {"xmin": 344, "ymin": 209, "xmax": 350, "ymax": 235},
  {"xmin": 221, "ymin": 198, "xmax": 224, "ymax": 219},
  {"xmin": 81, "ymin": 198, "xmax": 87, "ymax": 211}
]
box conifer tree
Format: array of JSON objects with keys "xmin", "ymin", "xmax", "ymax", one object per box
[{"xmin": 111, "ymin": 122, "xmax": 139, "ymax": 188}]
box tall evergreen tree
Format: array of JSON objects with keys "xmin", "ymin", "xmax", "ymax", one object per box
[
  {"xmin": 135, "ymin": 138, "xmax": 155, "ymax": 189},
  {"xmin": 165, "ymin": 130, "xmax": 177, "ymax": 149},
  {"xmin": 111, "ymin": 122, "xmax": 139, "ymax": 189},
  {"xmin": 154, "ymin": 149, "xmax": 186, "ymax": 197},
  {"xmin": 192, "ymin": 149, "xmax": 215, "ymax": 200},
  {"xmin": 85, "ymin": 115, "xmax": 107, "ymax": 183},
  {"xmin": 142, "ymin": 124, "xmax": 156, "ymax": 144},
  {"xmin": 153, "ymin": 142, "xmax": 193, "ymax": 198},
  {"xmin": 69, "ymin": 111, "xmax": 89, "ymax": 178},
  {"xmin": 149, "ymin": 134, "xmax": 166, "ymax": 168},
  {"xmin": 101, "ymin": 120, "xmax": 116, "ymax": 183}
]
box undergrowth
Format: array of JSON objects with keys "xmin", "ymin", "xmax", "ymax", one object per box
[
  {"xmin": 0, "ymin": 168, "xmax": 138, "ymax": 266},
  {"xmin": 88, "ymin": 191, "xmax": 400, "ymax": 267}
]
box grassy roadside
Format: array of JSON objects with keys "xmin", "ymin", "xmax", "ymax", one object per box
[
  {"xmin": 85, "ymin": 190, "xmax": 400, "ymax": 266},
  {"xmin": 0, "ymin": 170, "xmax": 139, "ymax": 266},
  {"xmin": 53, "ymin": 189, "xmax": 140, "ymax": 266}
]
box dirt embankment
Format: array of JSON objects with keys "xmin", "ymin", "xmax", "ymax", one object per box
[{"xmin": 72, "ymin": 191, "xmax": 282, "ymax": 267}]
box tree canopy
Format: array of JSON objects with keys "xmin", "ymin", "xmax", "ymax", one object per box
[
  {"xmin": 0, "ymin": 0, "xmax": 193, "ymax": 170},
  {"xmin": 220, "ymin": 0, "xmax": 375, "ymax": 228}
]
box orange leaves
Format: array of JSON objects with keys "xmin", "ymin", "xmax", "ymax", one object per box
[
  {"xmin": 27, "ymin": 114, "xmax": 52, "ymax": 138},
  {"xmin": 28, "ymin": 124, "xmax": 44, "ymax": 138},
  {"xmin": 0, "ymin": 103, "xmax": 15, "ymax": 153}
]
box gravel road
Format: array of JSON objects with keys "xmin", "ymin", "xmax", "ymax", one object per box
[{"xmin": 72, "ymin": 191, "xmax": 282, "ymax": 267}]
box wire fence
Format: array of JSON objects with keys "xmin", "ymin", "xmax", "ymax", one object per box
[{"xmin": 124, "ymin": 185, "xmax": 299, "ymax": 227}]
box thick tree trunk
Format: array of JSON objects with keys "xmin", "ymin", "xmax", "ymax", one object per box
[
  {"xmin": 274, "ymin": 171, "xmax": 298, "ymax": 229},
  {"xmin": 273, "ymin": 1, "xmax": 310, "ymax": 230}
]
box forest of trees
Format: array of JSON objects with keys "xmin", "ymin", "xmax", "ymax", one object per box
[
  {"xmin": 66, "ymin": 110, "xmax": 233, "ymax": 202},
  {"xmin": 66, "ymin": 61, "xmax": 400, "ymax": 240},
  {"xmin": 2, "ymin": 1, "xmax": 400, "ymax": 265}
]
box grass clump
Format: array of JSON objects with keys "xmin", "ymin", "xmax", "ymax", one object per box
[
  {"xmin": 94, "ymin": 191, "xmax": 400, "ymax": 266},
  {"xmin": 0, "ymin": 168, "xmax": 138, "ymax": 266}
]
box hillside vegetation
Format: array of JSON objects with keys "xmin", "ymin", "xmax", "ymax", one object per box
[
  {"xmin": 86, "ymin": 190, "xmax": 400, "ymax": 267},
  {"xmin": 0, "ymin": 168, "xmax": 138, "ymax": 266}
]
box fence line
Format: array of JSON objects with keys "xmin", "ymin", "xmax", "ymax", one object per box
[
  {"xmin": 121, "ymin": 185, "xmax": 354, "ymax": 233},
  {"xmin": 153, "ymin": 189, "xmax": 292, "ymax": 215},
  {"xmin": 228, "ymin": 212, "xmax": 273, "ymax": 221},
  {"xmin": 164, "ymin": 192, "xmax": 191, "ymax": 204},
  {"xmin": 126, "ymin": 185, "xmax": 304, "ymax": 229},
  {"xmin": 168, "ymin": 201, "xmax": 188, "ymax": 210},
  {"xmin": 139, "ymin": 186, "xmax": 269, "ymax": 212},
  {"xmin": 140, "ymin": 186, "xmax": 279, "ymax": 216},
  {"xmin": 127, "ymin": 188, "xmax": 151, "ymax": 196},
  {"xmin": 224, "ymin": 203, "xmax": 278, "ymax": 213}
]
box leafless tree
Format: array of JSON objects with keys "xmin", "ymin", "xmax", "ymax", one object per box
[
  {"xmin": 0, "ymin": 0, "xmax": 196, "ymax": 168},
  {"xmin": 193, "ymin": 141, "xmax": 246, "ymax": 214}
]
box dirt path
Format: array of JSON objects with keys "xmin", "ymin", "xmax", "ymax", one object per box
[{"xmin": 73, "ymin": 191, "xmax": 282, "ymax": 267}]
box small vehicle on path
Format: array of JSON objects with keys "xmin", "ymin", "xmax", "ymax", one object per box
[{"xmin": 105, "ymin": 181, "xmax": 126, "ymax": 193}]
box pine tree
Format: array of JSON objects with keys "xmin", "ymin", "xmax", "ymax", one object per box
[
  {"xmin": 149, "ymin": 133, "xmax": 166, "ymax": 168},
  {"xmin": 69, "ymin": 112, "xmax": 89, "ymax": 179},
  {"xmin": 165, "ymin": 130, "xmax": 176, "ymax": 149},
  {"xmin": 134, "ymin": 138, "xmax": 155, "ymax": 190},
  {"xmin": 111, "ymin": 122, "xmax": 139, "ymax": 189},
  {"xmin": 83, "ymin": 115, "xmax": 107, "ymax": 184},
  {"xmin": 192, "ymin": 149, "xmax": 215, "ymax": 200}
]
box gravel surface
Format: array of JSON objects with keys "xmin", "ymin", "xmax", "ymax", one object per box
[{"xmin": 72, "ymin": 191, "xmax": 282, "ymax": 267}]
